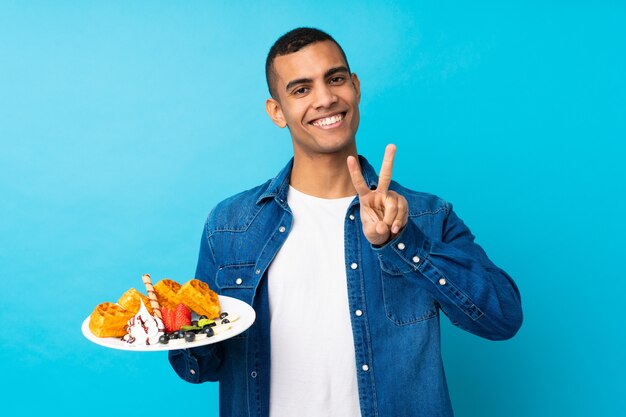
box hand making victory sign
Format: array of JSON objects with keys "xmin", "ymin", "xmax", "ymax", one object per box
[{"xmin": 347, "ymin": 144, "xmax": 409, "ymax": 246}]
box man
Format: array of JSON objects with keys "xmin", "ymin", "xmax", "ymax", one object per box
[{"xmin": 169, "ymin": 27, "xmax": 523, "ymax": 417}]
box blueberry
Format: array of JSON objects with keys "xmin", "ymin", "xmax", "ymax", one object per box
[
  {"xmin": 184, "ymin": 332, "xmax": 195, "ymax": 342},
  {"xmin": 220, "ymin": 312, "xmax": 229, "ymax": 319},
  {"xmin": 198, "ymin": 315, "xmax": 208, "ymax": 321},
  {"xmin": 221, "ymin": 318, "xmax": 230, "ymax": 324},
  {"xmin": 159, "ymin": 334, "xmax": 170, "ymax": 344},
  {"xmin": 202, "ymin": 327, "xmax": 214, "ymax": 337}
]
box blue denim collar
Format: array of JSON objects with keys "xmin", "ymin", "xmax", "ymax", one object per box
[{"xmin": 256, "ymin": 155, "xmax": 379, "ymax": 205}]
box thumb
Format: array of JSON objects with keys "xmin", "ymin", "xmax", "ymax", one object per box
[{"xmin": 375, "ymin": 221, "xmax": 390, "ymax": 240}]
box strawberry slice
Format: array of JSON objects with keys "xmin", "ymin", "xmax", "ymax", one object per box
[
  {"xmin": 161, "ymin": 306, "xmax": 176, "ymax": 333},
  {"xmin": 173, "ymin": 303, "xmax": 191, "ymax": 330}
]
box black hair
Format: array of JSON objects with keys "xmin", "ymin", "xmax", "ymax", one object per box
[{"xmin": 265, "ymin": 27, "xmax": 351, "ymax": 99}]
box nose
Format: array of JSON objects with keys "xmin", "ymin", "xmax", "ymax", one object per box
[{"xmin": 312, "ymin": 82, "xmax": 338, "ymax": 109}]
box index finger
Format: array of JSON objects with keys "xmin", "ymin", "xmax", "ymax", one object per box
[
  {"xmin": 347, "ymin": 155, "xmax": 370, "ymax": 196},
  {"xmin": 377, "ymin": 144, "xmax": 396, "ymax": 192}
]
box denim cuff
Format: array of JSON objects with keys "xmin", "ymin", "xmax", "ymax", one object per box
[
  {"xmin": 371, "ymin": 220, "xmax": 429, "ymax": 275},
  {"xmin": 169, "ymin": 344, "xmax": 220, "ymax": 383}
]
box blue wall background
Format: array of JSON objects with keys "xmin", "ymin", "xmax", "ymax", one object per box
[{"xmin": 1, "ymin": 1, "xmax": 624, "ymax": 416}]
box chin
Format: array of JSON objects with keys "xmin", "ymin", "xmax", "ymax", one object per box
[{"xmin": 315, "ymin": 138, "xmax": 356, "ymax": 155}]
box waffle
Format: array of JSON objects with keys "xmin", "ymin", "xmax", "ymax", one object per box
[
  {"xmin": 89, "ymin": 302, "xmax": 134, "ymax": 338},
  {"xmin": 117, "ymin": 288, "xmax": 153, "ymax": 315},
  {"xmin": 153, "ymin": 279, "xmax": 181, "ymax": 309},
  {"xmin": 177, "ymin": 279, "xmax": 220, "ymax": 319}
]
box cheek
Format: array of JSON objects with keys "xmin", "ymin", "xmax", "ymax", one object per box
[
  {"xmin": 284, "ymin": 105, "xmax": 307, "ymax": 125},
  {"xmin": 351, "ymin": 106, "xmax": 360, "ymax": 125}
]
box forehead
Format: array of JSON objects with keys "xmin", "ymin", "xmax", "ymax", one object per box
[{"xmin": 273, "ymin": 41, "xmax": 348, "ymax": 86}]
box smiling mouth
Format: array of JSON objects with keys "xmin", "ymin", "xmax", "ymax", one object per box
[{"xmin": 310, "ymin": 112, "xmax": 347, "ymax": 129}]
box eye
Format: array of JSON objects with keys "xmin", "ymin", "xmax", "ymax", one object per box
[
  {"xmin": 329, "ymin": 76, "xmax": 345, "ymax": 85},
  {"xmin": 292, "ymin": 86, "xmax": 309, "ymax": 96}
]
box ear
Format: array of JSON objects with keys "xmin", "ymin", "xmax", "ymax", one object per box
[
  {"xmin": 265, "ymin": 98, "xmax": 287, "ymax": 128},
  {"xmin": 351, "ymin": 73, "xmax": 361, "ymax": 103}
]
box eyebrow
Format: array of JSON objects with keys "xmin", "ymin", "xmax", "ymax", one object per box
[{"xmin": 284, "ymin": 66, "xmax": 350, "ymax": 92}]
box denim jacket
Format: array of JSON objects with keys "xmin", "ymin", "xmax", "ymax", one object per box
[{"xmin": 169, "ymin": 156, "xmax": 523, "ymax": 417}]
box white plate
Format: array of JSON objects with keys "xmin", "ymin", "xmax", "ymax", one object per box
[{"xmin": 82, "ymin": 295, "xmax": 255, "ymax": 352}]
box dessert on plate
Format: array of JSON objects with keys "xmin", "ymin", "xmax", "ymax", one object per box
[
  {"xmin": 87, "ymin": 275, "xmax": 236, "ymax": 347},
  {"xmin": 121, "ymin": 300, "xmax": 163, "ymax": 345}
]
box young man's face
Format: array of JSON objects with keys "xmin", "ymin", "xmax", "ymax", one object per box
[{"xmin": 266, "ymin": 40, "xmax": 361, "ymax": 157}]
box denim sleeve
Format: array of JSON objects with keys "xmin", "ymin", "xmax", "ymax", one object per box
[
  {"xmin": 373, "ymin": 203, "xmax": 523, "ymax": 340},
  {"xmin": 168, "ymin": 343, "xmax": 223, "ymax": 383},
  {"xmin": 167, "ymin": 220, "xmax": 224, "ymax": 382}
]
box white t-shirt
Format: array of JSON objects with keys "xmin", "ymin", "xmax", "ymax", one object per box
[{"xmin": 268, "ymin": 186, "xmax": 361, "ymax": 417}]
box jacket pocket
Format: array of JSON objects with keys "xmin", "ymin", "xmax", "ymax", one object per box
[
  {"xmin": 381, "ymin": 269, "xmax": 438, "ymax": 326},
  {"xmin": 215, "ymin": 263, "xmax": 257, "ymax": 306}
]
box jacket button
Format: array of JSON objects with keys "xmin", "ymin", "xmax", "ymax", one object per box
[
  {"xmin": 362, "ymin": 364, "xmax": 369, "ymax": 372},
  {"xmin": 397, "ymin": 242, "xmax": 406, "ymax": 250},
  {"xmin": 190, "ymin": 369, "xmax": 196, "ymax": 375},
  {"xmin": 349, "ymin": 214, "xmax": 355, "ymax": 220},
  {"xmin": 350, "ymin": 263, "xmax": 358, "ymax": 270},
  {"xmin": 279, "ymin": 226, "xmax": 286, "ymax": 233},
  {"xmin": 255, "ymin": 269, "xmax": 261, "ymax": 275},
  {"xmin": 355, "ymin": 309, "xmax": 363, "ymax": 317},
  {"xmin": 438, "ymin": 278, "xmax": 446, "ymax": 286},
  {"xmin": 235, "ymin": 278, "xmax": 243, "ymax": 285},
  {"xmin": 412, "ymin": 255, "xmax": 420, "ymax": 263},
  {"xmin": 251, "ymin": 371, "xmax": 257, "ymax": 378}
]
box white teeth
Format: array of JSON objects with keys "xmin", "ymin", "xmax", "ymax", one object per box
[{"xmin": 312, "ymin": 113, "xmax": 343, "ymax": 126}]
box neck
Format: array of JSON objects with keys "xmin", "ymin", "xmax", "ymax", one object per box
[{"xmin": 290, "ymin": 148, "xmax": 359, "ymax": 199}]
